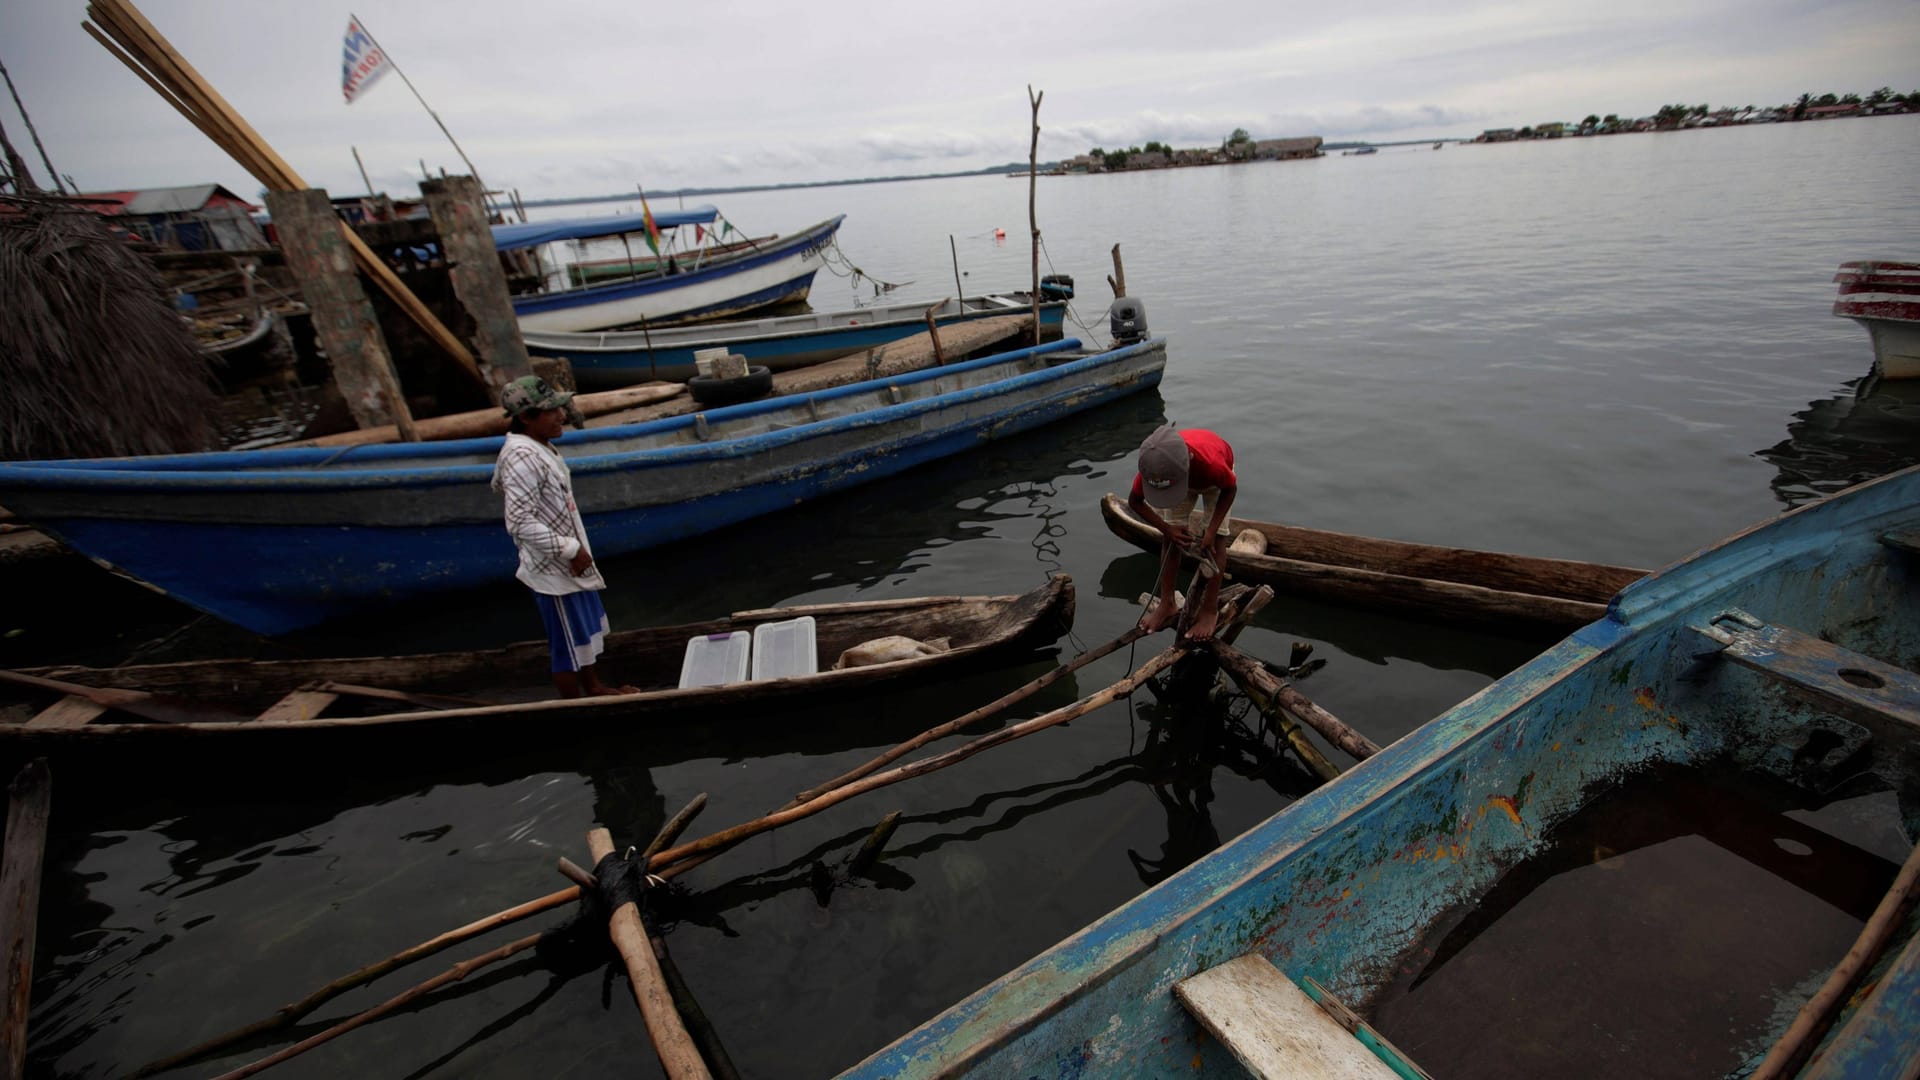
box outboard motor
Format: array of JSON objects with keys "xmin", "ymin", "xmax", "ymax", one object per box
[
  {"xmin": 1109, "ymin": 296, "xmax": 1148, "ymax": 345},
  {"xmin": 1040, "ymin": 273, "xmax": 1074, "ymax": 300}
]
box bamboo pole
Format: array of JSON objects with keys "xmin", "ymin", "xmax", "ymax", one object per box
[
  {"xmin": 587, "ymin": 829, "xmax": 712, "ymax": 1080},
  {"xmin": 268, "ymin": 383, "xmax": 684, "ymax": 449},
  {"xmin": 1208, "ymin": 641, "xmax": 1380, "ymax": 759},
  {"xmin": 1027, "ymin": 85, "xmax": 1043, "ymax": 347},
  {"xmin": 644, "ymin": 795, "xmax": 709, "ymax": 867},
  {"xmin": 923, "ymin": 300, "xmax": 948, "ymax": 365},
  {"xmin": 1108, "ymin": 243, "xmax": 1127, "ymax": 298},
  {"xmin": 847, "ymin": 811, "xmax": 903, "ymax": 879},
  {"xmin": 652, "ymin": 644, "xmax": 1191, "ymax": 875},
  {"xmin": 1750, "ymin": 838, "xmax": 1920, "ymax": 1079},
  {"xmin": 1, "ymin": 760, "xmax": 51, "ymax": 1080},
  {"xmin": 651, "ymin": 935, "xmax": 742, "ymax": 1080},
  {"xmin": 205, "ymin": 933, "xmax": 543, "ymax": 1080},
  {"xmin": 128, "ymin": 886, "xmax": 580, "ymax": 1077},
  {"xmin": 788, "ymin": 625, "xmax": 1149, "ymax": 804}
]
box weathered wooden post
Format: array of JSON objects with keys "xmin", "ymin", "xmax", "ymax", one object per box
[
  {"xmin": 421, "ymin": 175, "xmax": 532, "ymax": 399},
  {"xmin": 1, "ymin": 759, "xmax": 51, "ymax": 1080},
  {"xmin": 264, "ymin": 188, "xmax": 420, "ymax": 441}
]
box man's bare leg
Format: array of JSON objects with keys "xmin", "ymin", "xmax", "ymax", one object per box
[{"xmin": 1140, "ymin": 540, "xmax": 1182, "ymax": 631}]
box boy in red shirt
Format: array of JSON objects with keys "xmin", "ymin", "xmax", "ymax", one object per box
[{"xmin": 1128, "ymin": 425, "xmax": 1237, "ymax": 640}]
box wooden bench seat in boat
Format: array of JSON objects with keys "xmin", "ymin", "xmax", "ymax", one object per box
[
  {"xmin": 1173, "ymin": 954, "xmax": 1406, "ymax": 1079},
  {"xmin": 1880, "ymin": 530, "xmax": 1920, "ymax": 557},
  {"xmin": 1688, "ymin": 609, "xmax": 1920, "ymax": 744}
]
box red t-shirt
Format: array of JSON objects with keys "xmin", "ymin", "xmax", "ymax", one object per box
[{"xmin": 1130, "ymin": 429, "xmax": 1236, "ymax": 500}]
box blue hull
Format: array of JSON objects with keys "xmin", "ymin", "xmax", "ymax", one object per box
[
  {"xmin": 0, "ymin": 338, "xmax": 1166, "ymax": 635},
  {"xmin": 844, "ymin": 465, "xmax": 1920, "ymax": 1078},
  {"xmin": 512, "ymin": 216, "xmax": 844, "ymax": 332}
]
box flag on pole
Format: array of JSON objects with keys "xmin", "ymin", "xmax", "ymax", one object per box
[
  {"xmin": 342, "ymin": 16, "xmax": 393, "ymax": 103},
  {"xmin": 639, "ymin": 192, "xmax": 663, "ymax": 254}
]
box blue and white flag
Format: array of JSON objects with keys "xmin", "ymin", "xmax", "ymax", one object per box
[{"xmin": 341, "ymin": 16, "xmax": 391, "ymax": 103}]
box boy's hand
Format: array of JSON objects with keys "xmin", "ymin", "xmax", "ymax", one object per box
[{"xmin": 569, "ymin": 550, "xmax": 594, "ymax": 576}]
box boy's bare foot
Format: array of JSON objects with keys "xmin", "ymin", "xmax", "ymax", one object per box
[
  {"xmin": 587, "ymin": 683, "xmax": 640, "ymax": 697},
  {"xmin": 1139, "ymin": 601, "xmax": 1179, "ymax": 632},
  {"xmin": 1184, "ymin": 610, "xmax": 1219, "ymax": 642}
]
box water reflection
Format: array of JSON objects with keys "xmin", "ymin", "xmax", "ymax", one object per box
[{"xmin": 1757, "ymin": 376, "xmax": 1920, "ymax": 509}]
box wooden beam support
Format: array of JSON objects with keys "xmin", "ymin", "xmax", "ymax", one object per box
[
  {"xmin": 421, "ymin": 175, "xmax": 531, "ymax": 396},
  {"xmin": 1690, "ymin": 610, "xmax": 1920, "ymax": 746},
  {"xmin": 263, "ymin": 188, "xmax": 419, "ymax": 441},
  {"xmin": 1, "ymin": 759, "xmax": 51, "ymax": 1080}
]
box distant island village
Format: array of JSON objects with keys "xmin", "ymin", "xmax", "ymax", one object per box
[{"xmin": 524, "ymin": 87, "xmax": 1917, "ymax": 206}]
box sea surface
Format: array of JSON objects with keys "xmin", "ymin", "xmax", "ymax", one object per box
[{"xmin": 18, "ymin": 115, "xmax": 1920, "ymax": 1078}]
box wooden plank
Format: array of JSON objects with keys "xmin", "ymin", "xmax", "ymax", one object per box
[
  {"xmin": 1691, "ymin": 611, "xmax": 1920, "ymax": 742},
  {"xmin": 25, "ymin": 696, "xmax": 107, "ymax": 730},
  {"xmin": 316, "ymin": 683, "xmax": 485, "ymax": 710},
  {"xmin": 255, "ymin": 690, "xmax": 339, "ymax": 724},
  {"xmin": 1, "ymin": 759, "xmax": 51, "ymax": 1080},
  {"xmin": 1881, "ymin": 530, "xmax": 1920, "ymax": 556},
  {"xmin": 1173, "ymin": 954, "xmax": 1400, "ymax": 1079},
  {"xmin": 422, "ymin": 175, "xmax": 531, "ymax": 391}
]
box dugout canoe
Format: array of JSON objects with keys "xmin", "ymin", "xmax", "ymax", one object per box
[
  {"xmin": 0, "ymin": 576, "xmax": 1074, "ymax": 747},
  {"xmin": 847, "ymin": 464, "xmax": 1920, "ymax": 1080},
  {"xmin": 1100, "ymin": 493, "xmax": 1649, "ymax": 634}
]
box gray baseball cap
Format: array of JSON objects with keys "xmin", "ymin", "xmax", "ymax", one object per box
[{"xmin": 1138, "ymin": 425, "xmax": 1190, "ymax": 509}]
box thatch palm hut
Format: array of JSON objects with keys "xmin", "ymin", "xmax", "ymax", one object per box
[{"xmin": 1, "ymin": 195, "xmax": 219, "ymax": 460}]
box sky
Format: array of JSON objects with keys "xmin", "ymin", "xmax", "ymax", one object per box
[{"xmin": 0, "ymin": 0, "xmax": 1915, "ymax": 202}]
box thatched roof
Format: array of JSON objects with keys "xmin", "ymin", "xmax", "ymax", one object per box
[{"xmin": 1, "ymin": 195, "xmax": 219, "ymax": 460}]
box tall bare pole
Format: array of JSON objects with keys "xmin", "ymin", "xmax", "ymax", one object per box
[
  {"xmin": 1027, "ymin": 85, "xmax": 1043, "ymax": 346},
  {"xmin": 0, "ymin": 52, "xmax": 62, "ymax": 193},
  {"xmin": 350, "ymin": 15, "xmax": 492, "ymax": 211},
  {"xmin": 0, "ymin": 113, "xmax": 35, "ymax": 193},
  {"xmin": 351, "ymin": 145, "xmax": 373, "ymax": 195}
]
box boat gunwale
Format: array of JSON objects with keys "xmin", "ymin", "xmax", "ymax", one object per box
[{"xmin": 0, "ymin": 337, "xmax": 1171, "ymax": 494}]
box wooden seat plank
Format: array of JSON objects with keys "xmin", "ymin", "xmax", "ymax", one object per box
[
  {"xmin": 1690, "ymin": 612, "xmax": 1920, "ymax": 743},
  {"xmin": 1881, "ymin": 530, "xmax": 1920, "ymax": 556},
  {"xmin": 255, "ymin": 690, "xmax": 339, "ymax": 724},
  {"xmin": 26, "ymin": 695, "xmax": 109, "ymax": 729},
  {"xmin": 1174, "ymin": 954, "xmax": 1400, "ymax": 1079}
]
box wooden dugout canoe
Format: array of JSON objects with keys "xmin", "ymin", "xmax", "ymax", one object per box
[
  {"xmin": 1099, "ymin": 493, "xmax": 1649, "ymax": 634},
  {"xmin": 0, "ymin": 576, "xmax": 1074, "ymax": 747}
]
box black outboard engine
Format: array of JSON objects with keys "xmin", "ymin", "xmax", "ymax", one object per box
[
  {"xmin": 1109, "ymin": 296, "xmax": 1148, "ymax": 345},
  {"xmin": 1040, "ymin": 273, "xmax": 1074, "ymax": 300}
]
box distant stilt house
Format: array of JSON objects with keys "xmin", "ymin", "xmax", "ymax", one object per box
[
  {"xmin": 1253, "ymin": 137, "xmax": 1324, "ymax": 160},
  {"xmin": 78, "ymin": 183, "xmax": 267, "ymax": 252}
]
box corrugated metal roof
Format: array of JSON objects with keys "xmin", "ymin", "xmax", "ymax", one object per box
[{"xmin": 122, "ymin": 184, "xmax": 224, "ymax": 215}]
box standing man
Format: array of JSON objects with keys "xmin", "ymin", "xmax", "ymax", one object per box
[
  {"xmin": 492, "ymin": 375, "xmax": 637, "ymax": 698},
  {"xmin": 1128, "ymin": 425, "xmax": 1238, "ymax": 640}
]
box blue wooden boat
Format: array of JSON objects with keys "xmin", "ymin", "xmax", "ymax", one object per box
[
  {"xmin": 0, "ymin": 337, "xmax": 1165, "ymax": 636},
  {"xmin": 522, "ymin": 292, "xmax": 1069, "ymax": 390},
  {"xmin": 845, "ymin": 465, "xmax": 1920, "ymax": 1078},
  {"xmin": 496, "ymin": 209, "xmax": 845, "ymax": 333}
]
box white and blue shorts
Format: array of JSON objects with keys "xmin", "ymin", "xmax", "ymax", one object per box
[{"xmin": 533, "ymin": 590, "xmax": 610, "ymax": 673}]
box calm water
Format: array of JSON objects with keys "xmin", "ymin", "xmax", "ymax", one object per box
[{"xmin": 20, "ymin": 116, "xmax": 1920, "ymax": 1078}]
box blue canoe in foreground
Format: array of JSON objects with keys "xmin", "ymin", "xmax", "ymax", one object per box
[
  {"xmin": 845, "ymin": 465, "xmax": 1920, "ymax": 1078},
  {"xmin": 522, "ymin": 291, "xmax": 1069, "ymax": 390},
  {"xmin": 0, "ymin": 337, "xmax": 1165, "ymax": 636}
]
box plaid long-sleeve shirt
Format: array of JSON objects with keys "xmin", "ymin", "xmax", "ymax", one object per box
[{"xmin": 491, "ymin": 433, "xmax": 606, "ymax": 595}]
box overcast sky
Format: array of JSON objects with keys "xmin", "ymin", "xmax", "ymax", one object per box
[{"xmin": 1, "ymin": 0, "xmax": 1914, "ymax": 201}]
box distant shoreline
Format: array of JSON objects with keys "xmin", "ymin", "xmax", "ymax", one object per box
[{"xmin": 519, "ymin": 166, "xmax": 1037, "ymax": 209}]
